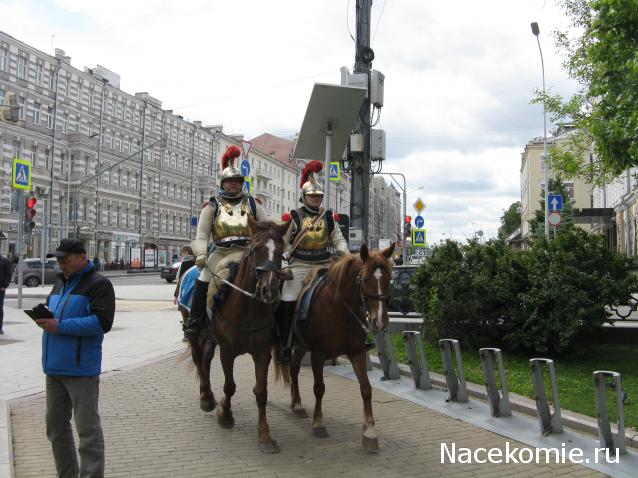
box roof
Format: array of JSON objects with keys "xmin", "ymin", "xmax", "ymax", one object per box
[{"xmin": 249, "ymin": 133, "xmax": 296, "ymax": 168}]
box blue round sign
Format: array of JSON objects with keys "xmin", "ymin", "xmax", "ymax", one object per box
[
  {"xmin": 414, "ymin": 215, "xmax": 424, "ymax": 228},
  {"xmin": 240, "ymin": 160, "xmax": 251, "ymax": 176}
]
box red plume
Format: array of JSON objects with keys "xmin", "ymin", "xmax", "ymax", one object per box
[
  {"xmin": 221, "ymin": 145, "xmax": 241, "ymax": 169},
  {"xmin": 300, "ymin": 160, "xmax": 323, "ymax": 188},
  {"xmin": 333, "ymin": 212, "xmax": 340, "ymax": 222},
  {"xmin": 281, "ymin": 211, "xmax": 291, "ymax": 222}
]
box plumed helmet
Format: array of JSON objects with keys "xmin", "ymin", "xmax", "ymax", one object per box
[
  {"xmin": 299, "ymin": 160, "xmax": 324, "ymax": 203},
  {"xmin": 219, "ymin": 146, "xmax": 244, "ymax": 197}
]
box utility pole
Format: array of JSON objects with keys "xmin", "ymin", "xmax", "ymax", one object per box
[{"xmin": 349, "ymin": 0, "xmax": 373, "ymax": 246}]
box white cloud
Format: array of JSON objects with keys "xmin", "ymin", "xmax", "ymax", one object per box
[{"xmin": 2, "ymin": 0, "xmax": 576, "ymax": 244}]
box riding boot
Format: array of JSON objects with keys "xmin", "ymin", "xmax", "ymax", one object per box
[
  {"xmin": 184, "ymin": 279, "xmax": 209, "ymax": 340},
  {"xmin": 277, "ymin": 301, "xmax": 296, "ymax": 365}
]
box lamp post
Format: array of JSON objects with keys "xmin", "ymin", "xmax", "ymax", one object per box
[{"xmin": 531, "ymin": 22, "xmax": 550, "ymax": 240}]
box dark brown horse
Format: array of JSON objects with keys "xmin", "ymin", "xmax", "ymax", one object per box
[
  {"xmin": 275, "ymin": 243, "xmax": 395, "ymax": 452},
  {"xmin": 190, "ymin": 217, "xmax": 290, "ymax": 453}
]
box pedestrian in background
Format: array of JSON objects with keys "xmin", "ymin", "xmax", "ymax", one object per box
[
  {"xmin": 38, "ymin": 238, "xmax": 115, "ymax": 478},
  {"xmin": 0, "ymin": 252, "xmax": 11, "ymax": 335},
  {"xmin": 173, "ymin": 246, "xmax": 196, "ymax": 331}
]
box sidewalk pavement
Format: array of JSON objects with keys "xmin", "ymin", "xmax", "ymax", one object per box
[{"xmin": 1, "ymin": 284, "xmax": 636, "ymax": 477}]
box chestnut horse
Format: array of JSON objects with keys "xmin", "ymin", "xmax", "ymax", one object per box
[
  {"xmin": 275, "ymin": 243, "xmax": 395, "ymax": 452},
  {"xmin": 189, "ymin": 217, "xmax": 290, "ymax": 453}
]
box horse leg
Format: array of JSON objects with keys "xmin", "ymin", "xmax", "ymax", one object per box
[
  {"xmin": 216, "ymin": 347, "xmax": 236, "ymax": 429},
  {"xmin": 349, "ymin": 350, "xmax": 379, "ymax": 453},
  {"xmin": 253, "ymin": 350, "xmax": 280, "ymax": 454},
  {"xmin": 190, "ymin": 332, "xmax": 216, "ymax": 412},
  {"xmin": 310, "ymin": 352, "xmax": 329, "ymax": 438},
  {"xmin": 290, "ymin": 347, "xmax": 307, "ymax": 418}
]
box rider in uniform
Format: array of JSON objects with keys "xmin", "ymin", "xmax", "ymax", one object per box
[
  {"xmin": 278, "ymin": 160, "xmax": 349, "ymax": 364},
  {"xmin": 183, "ymin": 145, "xmax": 268, "ymax": 340}
]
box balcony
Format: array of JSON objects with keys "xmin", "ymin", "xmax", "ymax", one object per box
[{"xmin": 255, "ymin": 167, "xmax": 273, "ymax": 181}]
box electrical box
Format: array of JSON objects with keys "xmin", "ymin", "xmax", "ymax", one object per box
[
  {"xmin": 370, "ymin": 129, "xmax": 386, "ymax": 161},
  {"xmin": 350, "ymin": 133, "xmax": 364, "ymax": 153},
  {"xmin": 370, "ymin": 70, "xmax": 385, "ymax": 107},
  {"xmin": 340, "ymin": 66, "xmax": 368, "ymax": 93}
]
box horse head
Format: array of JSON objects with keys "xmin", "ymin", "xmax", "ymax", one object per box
[
  {"xmin": 359, "ymin": 242, "xmax": 396, "ymax": 332},
  {"xmin": 247, "ymin": 215, "xmax": 291, "ymax": 303}
]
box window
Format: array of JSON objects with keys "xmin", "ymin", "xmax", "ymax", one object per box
[
  {"xmin": 82, "ymin": 198, "xmax": 88, "ymax": 221},
  {"xmin": 0, "ymin": 87, "xmax": 3, "ymax": 104},
  {"xmin": 44, "ymin": 148, "xmax": 50, "ymax": 169},
  {"xmin": 49, "ymin": 67, "xmax": 55, "ymax": 90},
  {"xmin": 563, "ymin": 182, "xmax": 575, "ymax": 200},
  {"xmin": 88, "ymin": 87, "xmax": 94, "ymax": 108},
  {"xmin": 75, "ymin": 115, "xmax": 80, "ymax": 133},
  {"xmin": 18, "ymin": 96, "xmax": 25, "ymax": 120},
  {"xmin": 12, "ymin": 140, "xmax": 21, "ymax": 159},
  {"xmin": 35, "ymin": 61, "xmax": 43, "ymax": 84},
  {"xmin": 77, "ymin": 79, "xmax": 83, "ymax": 101},
  {"xmin": 106, "ymin": 204, "xmax": 112, "ymax": 225},
  {"xmin": 0, "ymin": 46, "xmax": 7, "ymax": 71},
  {"xmin": 33, "ymin": 102, "xmax": 41, "ymax": 125},
  {"xmin": 31, "ymin": 145, "xmax": 37, "ymax": 163},
  {"xmin": 46, "ymin": 107, "xmax": 53, "ymax": 128},
  {"xmin": 62, "ymin": 113, "xmax": 68, "ymax": 133},
  {"xmin": 17, "ymin": 54, "xmax": 27, "ymax": 79}
]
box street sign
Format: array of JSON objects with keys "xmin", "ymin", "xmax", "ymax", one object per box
[
  {"xmin": 12, "ymin": 158, "xmax": 31, "ymax": 190},
  {"xmin": 416, "ymin": 249, "xmax": 427, "ymax": 256},
  {"xmin": 548, "ymin": 211, "xmax": 563, "ymax": 227},
  {"xmin": 547, "ymin": 194, "xmax": 563, "ymax": 211},
  {"xmin": 241, "ymin": 140, "xmax": 251, "ymax": 159},
  {"xmin": 414, "ymin": 215, "xmax": 424, "ymax": 228},
  {"xmin": 329, "ymin": 161, "xmax": 341, "ymax": 181},
  {"xmin": 412, "ymin": 228, "xmax": 426, "ymax": 247},
  {"xmin": 413, "ymin": 197, "xmax": 425, "ymax": 214},
  {"xmin": 190, "ymin": 216, "xmax": 197, "ymax": 227},
  {"xmin": 240, "ymin": 160, "xmax": 251, "ymax": 176},
  {"xmin": 243, "ymin": 177, "xmax": 252, "ymax": 194}
]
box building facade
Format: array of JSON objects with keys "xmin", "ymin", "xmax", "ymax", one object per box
[
  {"xmin": 0, "ymin": 31, "xmax": 357, "ymax": 266},
  {"xmin": 368, "ymin": 176, "xmax": 401, "ymax": 248}
]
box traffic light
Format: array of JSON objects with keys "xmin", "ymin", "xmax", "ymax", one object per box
[
  {"xmin": 405, "ymin": 215, "xmax": 412, "ymax": 224},
  {"xmin": 0, "ymin": 91, "xmax": 19, "ymax": 123},
  {"xmin": 404, "ymin": 223, "xmax": 412, "ymax": 239},
  {"xmin": 24, "ymin": 195, "xmax": 37, "ymax": 234}
]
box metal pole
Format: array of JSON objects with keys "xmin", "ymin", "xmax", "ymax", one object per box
[
  {"xmin": 532, "ymin": 23, "xmax": 549, "ymax": 240},
  {"xmin": 189, "ymin": 127, "xmax": 196, "ymax": 239},
  {"xmin": 138, "ymin": 102, "xmax": 147, "ymax": 265},
  {"xmin": 47, "ymin": 60, "xmax": 60, "ymax": 253},
  {"xmin": 94, "ymin": 78, "xmax": 107, "ymax": 257},
  {"xmin": 16, "ymin": 189, "xmax": 24, "ymax": 309},
  {"xmin": 324, "ymin": 125, "xmax": 333, "ymax": 210},
  {"xmin": 41, "ymin": 197, "xmax": 47, "ymax": 287}
]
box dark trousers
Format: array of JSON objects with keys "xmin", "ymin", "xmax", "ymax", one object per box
[
  {"xmin": 46, "ymin": 374, "xmax": 105, "ymax": 478},
  {"xmin": 0, "ymin": 290, "xmax": 4, "ymax": 331}
]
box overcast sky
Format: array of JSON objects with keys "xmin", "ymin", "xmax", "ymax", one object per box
[{"xmin": 1, "ymin": 0, "xmax": 576, "ymax": 244}]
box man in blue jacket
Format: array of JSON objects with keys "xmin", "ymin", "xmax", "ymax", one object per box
[{"xmin": 37, "ymin": 238, "xmax": 115, "ymax": 478}]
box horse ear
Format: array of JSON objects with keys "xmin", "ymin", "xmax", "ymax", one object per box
[
  {"xmin": 247, "ymin": 214, "xmax": 257, "ymax": 237},
  {"xmin": 360, "ymin": 244, "xmax": 369, "ymax": 262},
  {"xmin": 381, "ymin": 242, "xmax": 396, "ymax": 258}
]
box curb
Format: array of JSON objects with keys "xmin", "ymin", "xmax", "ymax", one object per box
[{"xmin": 368, "ymin": 355, "xmax": 638, "ymax": 451}]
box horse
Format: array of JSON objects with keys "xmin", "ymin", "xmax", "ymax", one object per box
[
  {"xmin": 274, "ymin": 243, "xmax": 395, "ymax": 452},
  {"xmin": 189, "ymin": 216, "xmax": 290, "ymax": 454}
]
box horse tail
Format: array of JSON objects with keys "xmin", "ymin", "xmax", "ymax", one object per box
[{"xmin": 271, "ymin": 346, "xmax": 291, "ymax": 387}]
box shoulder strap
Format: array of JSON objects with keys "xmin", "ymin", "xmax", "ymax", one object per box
[
  {"xmin": 325, "ymin": 209, "xmax": 335, "ymax": 233},
  {"xmin": 247, "ymin": 196, "xmax": 257, "ymax": 217},
  {"xmin": 209, "ymin": 196, "xmax": 220, "ymax": 218}
]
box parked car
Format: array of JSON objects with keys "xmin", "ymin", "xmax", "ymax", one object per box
[
  {"xmin": 13, "ymin": 258, "xmax": 61, "ymax": 287},
  {"xmin": 160, "ymin": 261, "xmax": 181, "ymax": 283},
  {"xmin": 389, "ymin": 265, "xmax": 419, "ymax": 315}
]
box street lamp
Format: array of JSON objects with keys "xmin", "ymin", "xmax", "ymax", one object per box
[{"xmin": 531, "ymin": 22, "xmax": 550, "ymax": 240}]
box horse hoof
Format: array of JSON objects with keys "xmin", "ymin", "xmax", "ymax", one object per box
[
  {"xmin": 200, "ymin": 397, "xmax": 216, "ymax": 412},
  {"xmin": 362, "ymin": 436, "xmax": 379, "ymax": 453},
  {"xmin": 216, "ymin": 412, "xmax": 235, "ymax": 429},
  {"xmin": 259, "ymin": 440, "xmax": 281, "ymax": 454},
  {"xmin": 312, "ymin": 426, "xmax": 329, "ymax": 438},
  {"xmin": 292, "ymin": 407, "xmax": 308, "ymax": 418}
]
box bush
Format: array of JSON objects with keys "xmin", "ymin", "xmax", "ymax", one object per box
[{"xmin": 412, "ymin": 231, "xmax": 637, "ymax": 355}]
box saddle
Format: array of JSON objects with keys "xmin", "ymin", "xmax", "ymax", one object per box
[{"xmin": 295, "ymin": 267, "xmax": 329, "ymax": 324}]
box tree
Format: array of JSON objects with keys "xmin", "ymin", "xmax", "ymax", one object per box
[
  {"xmin": 528, "ymin": 175, "xmax": 575, "ymax": 239},
  {"xmin": 497, "ymin": 201, "xmax": 521, "ymax": 240},
  {"xmin": 533, "ymin": 0, "xmax": 638, "ymax": 184}
]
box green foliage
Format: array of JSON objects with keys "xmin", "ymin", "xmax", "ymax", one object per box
[
  {"xmin": 497, "ymin": 201, "xmax": 521, "ymax": 240},
  {"xmin": 532, "ymin": 0, "xmax": 638, "ymax": 182},
  {"xmin": 412, "ymin": 231, "xmax": 637, "ymax": 354}
]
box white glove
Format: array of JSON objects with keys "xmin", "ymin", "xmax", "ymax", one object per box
[{"xmin": 195, "ymin": 254, "xmax": 208, "ymax": 267}]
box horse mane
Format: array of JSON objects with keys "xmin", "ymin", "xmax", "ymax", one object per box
[{"xmin": 328, "ymin": 250, "xmax": 392, "ymax": 288}]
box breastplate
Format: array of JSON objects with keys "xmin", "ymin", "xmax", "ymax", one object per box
[{"xmin": 213, "ymin": 198, "xmax": 250, "ymax": 245}]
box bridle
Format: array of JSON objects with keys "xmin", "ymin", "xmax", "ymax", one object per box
[
  {"xmin": 208, "ymin": 241, "xmax": 283, "ymax": 304},
  {"xmin": 339, "ymin": 264, "xmax": 391, "ymax": 334}
]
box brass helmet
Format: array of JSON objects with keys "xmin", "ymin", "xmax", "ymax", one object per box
[
  {"xmin": 299, "ymin": 160, "xmax": 324, "ymax": 205},
  {"xmin": 219, "ymin": 145, "xmax": 243, "ymax": 198}
]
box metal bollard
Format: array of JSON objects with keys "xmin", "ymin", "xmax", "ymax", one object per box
[
  {"xmin": 529, "ymin": 358, "xmax": 563, "ymax": 435},
  {"xmin": 402, "ymin": 331, "xmax": 432, "ymax": 389},
  {"xmin": 375, "ymin": 329, "xmax": 400, "ymax": 380},
  {"xmin": 593, "ymin": 371, "xmax": 626, "ymax": 455},
  {"xmin": 438, "ymin": 339, "xmax": 468, "ymax": 403},
  {"xmin": 479, "ymin": 348, "xmax": 511, "ymax": 417}
]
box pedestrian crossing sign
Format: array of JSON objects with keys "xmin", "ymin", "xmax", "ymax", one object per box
[
  {"xmin": 412, "ymin": 228, "xmax": 426, "ymax": 247},
  {"xmin": 329, "ymin": 161, "xmax": 341, "ymax": 181},
  {"xmin": 12, "ymin": 158, "xmax": 31, "ymax": 190},
  {"xmin": 242, "ymin": 176, "xmax": 253, "ymax": 195}
]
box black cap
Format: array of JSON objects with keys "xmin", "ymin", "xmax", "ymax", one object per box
[{"xmin": 46, "ymin": 238, "xmax": 86, "ymax": 258}]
